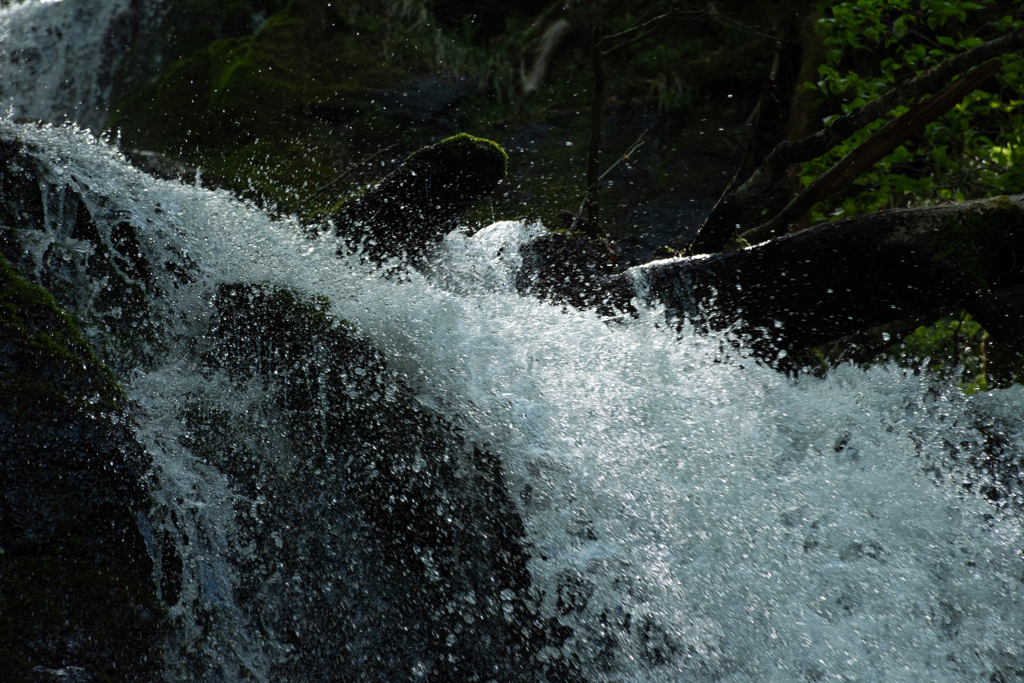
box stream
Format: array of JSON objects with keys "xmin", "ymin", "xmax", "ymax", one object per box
[{"xmin": 2, "ymin": 1, "xmax": 1024, "ymax": 681}]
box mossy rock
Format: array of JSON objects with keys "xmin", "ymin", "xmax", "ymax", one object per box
[
  {"xmin": 0, "ymin": 253, "xmax": 166, "ymax": 682},
  {"xmin": 327, "ymin": 132, "xmax": 507, "ymax": 261}
]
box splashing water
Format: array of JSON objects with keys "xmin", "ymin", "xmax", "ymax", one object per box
[
  {"xmin": 5, "ymin": 116, "xmax": 1024, "ymax": 681},
  {"xmin": 0, "ymin": 0, "xmax": 138, "ymax": 132}
]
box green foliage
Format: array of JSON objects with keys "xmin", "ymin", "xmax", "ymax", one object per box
[
  {"xmin": 801, "ymin": 0, "xmax": 1024, "ymax": 222},
  {"xmin": 881, "ymin": 311, "xmax": 990, "ymax": 392},
  {"xmin": 0, "ymin": 252, "xmax": 123, "ymax": 415}
]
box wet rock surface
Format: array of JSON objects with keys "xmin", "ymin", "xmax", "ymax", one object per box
[
  {"xmin": 188, "ymin": 282, "xmax": 549, "ymax": 681},
  {"xmin": 328, "ymin": 132, "xmax": 508, "ymax": 263},
  {"xmin": 0, "ymin": 251, "xmax": 165, "ymax": 683},
  {"xmin": 0, "ymin": 123, "xmax": 579, "ymax": 682},
  {"xmin": 516, "ymin": 231, "xmax": 634, "ymax": 318}
]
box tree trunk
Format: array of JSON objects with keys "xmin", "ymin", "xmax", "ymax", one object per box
[
  {"xmin": 585, "ymin": 13, "xmax": 604, "ymax": 232},
  {"xmin": 608, "ymin": 194, "xmax": 1024, "ymax": 364}
]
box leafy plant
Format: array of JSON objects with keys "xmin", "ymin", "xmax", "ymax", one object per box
[
  {"xmin": 801, "ymin": 0, "xmax": 1024, "ymax": 223},
  {"xmin": 883, "ymin": 311, "xmax": 990, "ymax": 391}
]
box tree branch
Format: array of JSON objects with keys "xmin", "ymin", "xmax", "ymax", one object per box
[
  {"xmin": 742, "ymin": 59, "xmax": 1002, "ymax": 244},
  {"xmin": 521, "ymin": 19, "xmax": 574, "ymax": 93},
  {"xmin": 686, "ymin": 25, "xmax": 1024, "ymax": 255},
  {"xmin": 684, "ymin": 76, "xmax": 783, "ymax": 254},
  {"xmin": 599, "ymin": 7, "xmax": 668, "ymax": 47}
]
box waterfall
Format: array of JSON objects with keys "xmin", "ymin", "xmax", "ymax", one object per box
[
  {"xmin": 2, "ymin": 3, "xmax": 1024, "ymax": 682},
  {"xmin": 6, "ymin": 114, "xmax": 1024, "ymax": 683},
  {"xmin": 0, "ymin": 0, "xmax": 139, "ymax": 132}
]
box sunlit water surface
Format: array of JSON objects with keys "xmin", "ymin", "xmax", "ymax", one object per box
[{"xmin": 4, "ymin": 107, "xmax": 1024, "ymax": 683}]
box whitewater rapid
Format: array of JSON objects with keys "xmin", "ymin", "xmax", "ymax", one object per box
[{"xmin": 5, "ymin": 118, "xmax": 1023, "ymax": 681}]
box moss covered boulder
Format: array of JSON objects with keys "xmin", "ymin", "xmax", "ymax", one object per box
[
  {"xmin": 327, "ymin": 132, "xmax": 507, "ymax": 262},
  {"xmin": 0, "ymin": 253, "xmax": 166, "ymax": 682}
]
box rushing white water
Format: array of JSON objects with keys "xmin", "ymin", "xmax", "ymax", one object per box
[
  {"xmin": 0, "ymin": 0, "xmax": 134, "ymax": 132},
  {"xmin": 5, "ymin": 118, "xmax": 1024, "ymax": 682}
]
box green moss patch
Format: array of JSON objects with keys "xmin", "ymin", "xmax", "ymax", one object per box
[
  {"xmin": 0, "ymin": 252, "xmax": 122, "ymax": 416},
  {"xmin": 1, "ymin": 252, "xmax": 166, "ymax": 681}
]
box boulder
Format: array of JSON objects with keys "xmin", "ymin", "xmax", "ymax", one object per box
[
  {"xmin": 327, "ymin": 132, "xmax": 507, "ymax": 263},
  {"xmin": 0, "ymin": 252, "xmax": 165, "ymax": 683},
  {"xmin": 192, "ymin": 282, "xmax": 546, "ymax": 680}
]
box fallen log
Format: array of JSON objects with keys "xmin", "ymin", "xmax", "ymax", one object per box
[
  {"xmin": 536, "ymin": 194, "xmax": 1015, "ymax": 366},
  {"xmin": 624, "ymin": 194, "xmax": 1024, "ymax": 366}
]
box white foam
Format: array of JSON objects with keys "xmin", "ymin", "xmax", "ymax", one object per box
[
  {"xmin": 0, "ymin": 0, "xmax": 136, "ymax": 131},
  {"xmin": 6, "ymin": 119, "xmax": 1024, "ymax": 682}
]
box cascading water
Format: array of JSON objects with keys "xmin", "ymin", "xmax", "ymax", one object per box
[
  {"xmin": 3, "ymin": 2, "xmax": 1024, "ymax": 681},
  {"xmin": 6, "ymin": 115, "xmax": 1024, "ymax": 683},
  {"xmin": 0, "ymin": 0, "xmax": 137, "ymax": 132}
]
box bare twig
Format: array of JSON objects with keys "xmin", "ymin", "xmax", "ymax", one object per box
[
  {"xmin": 600, "ymin": 10, "xmax": 672, "ymax": 54},
  {"xmin": 298, "ymin": 143, "xmax": 398, "ymax": 212},
  {"xmin": 602, "ymin": 26, "xmax": 663, "ymax": 55},
  {"xmin": 599, "ymin": 129, "xmax": 648, "ymax": 183},
  {"xmin": 573, "ymin": 130, "xmax": 649, "ymax": 230}
]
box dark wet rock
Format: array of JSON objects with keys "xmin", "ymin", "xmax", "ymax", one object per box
[
  {"xmin": 0, "ymin": 252, "xmax": 165, "ymax": 683},
  {"xmin": 188, "ymin": 282, "xmax": 551, "ymax": 681},
  {"xmin": 516, "ymin": 231, "xmax": 634, "ymax": 318},
  {"xmin": 328, "ymin": 133, "xmax": 507, "ymax": 263},
  {"xmin": 0, "ymin": 123, "xmax": 570, "ymax": 681},
  {"xmin": 123, "ymin": 148, "xmax": 197, "ymax": 182}
]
